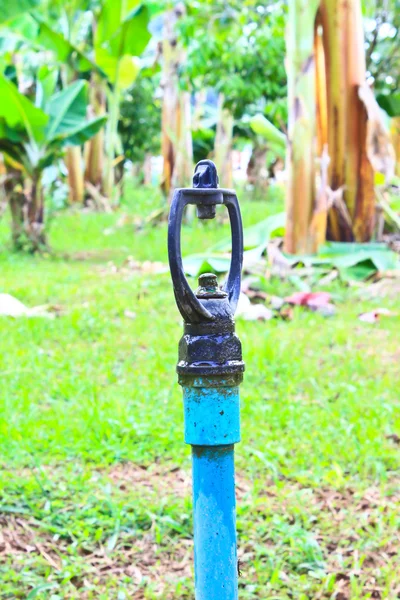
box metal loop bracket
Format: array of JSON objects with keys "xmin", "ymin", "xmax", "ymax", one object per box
[{"xmin": 168, "ymin": 161, "xmax": 243, "ymax": 324}]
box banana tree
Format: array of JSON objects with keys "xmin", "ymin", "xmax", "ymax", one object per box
[
  {"xmin": 0, "ymin": 76, "xmax": 107, "ymax": 250},
  {"xmin": 6, "ymin": 1, "xmax": 152, "ymax": 201},
  {"xmin": 3, "ymin": 9, "xmax": 105, "ymax": 204},
  {"xmin": 284, "ymin": 0, "xmax": 395, "ymax": 254},
  {"xmin": 94, "ymin": 0, "xmax": 151, "ymax": 198}
]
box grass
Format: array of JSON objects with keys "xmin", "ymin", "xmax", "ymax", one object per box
[{"xmin": 0, "ymin": 182, "xmax": 399, "ymax": 599}]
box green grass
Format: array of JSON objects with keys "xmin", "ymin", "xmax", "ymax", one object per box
[{"xmin": 0, "ymin": 184, "xmax": 399, "ymax": 599}]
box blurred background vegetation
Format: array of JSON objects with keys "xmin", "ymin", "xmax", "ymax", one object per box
[{"xmin": 0, "ymin": 0, "xmax": 398, "ymax": 254}]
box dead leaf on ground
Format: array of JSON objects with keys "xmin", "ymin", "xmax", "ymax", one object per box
[
  {"xmin": 285, "ymin": 291, "xmax": 331, "ymax": 306},
  {"xmin": 358, "ymin": 308, "xmax": 397, "ymax": 323},
  {"xmin": 124, "ymin": 310, "xmax": 136, "ymax": 319},
  {"xmin": 284, "ymin": 291, "xmax": 336, "ymax": 316},
  {"xmin": 359, "ymin": 83, "xmax": 396, "ymax": 181},
  {"xmin": 236, "ymin": 293, "xmax": 274, "ymax": 321},
  {"xmin": 0, "ymin": 294, "xmax": 60, "ymax": 319}
]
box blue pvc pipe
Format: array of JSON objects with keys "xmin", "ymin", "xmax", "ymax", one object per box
[
  {"xmin": 182, "ymin": 379, "xmax": 240, "ymax": 599},
  {"xmin": 192, "ymin": 445, "xmax": 238, "ymax": 600},
  {"xmin": 183, "ymin": 382, "xmax": 240, "ymax": 446}
]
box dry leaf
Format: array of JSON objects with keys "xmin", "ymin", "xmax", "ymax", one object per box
[
  {"xmin": 284, "ymin": 291, "xmax": 331, "ymax": 307},
  {"xmin": 358, "ymin": 83, "xmax": 396, "ymax": 180},
  {"xmin": 124, "ymin": 310, "xmax": 136, "ymax": 319},
  {"xmin": 0, "ymin": 294, "xmax": 55, "ymax": 318},
  {"xmin": 358, "ymin": 308, "xmax": 396, "ymax": 323},
  {"xmin": 236, "ymin": 293, "xmax": 274, "ymax": 321}
]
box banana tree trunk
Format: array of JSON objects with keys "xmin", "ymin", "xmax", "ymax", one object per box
[
  {"xmin": 284, "ymin": 0, "xmax": 321, "ymax": 254},
  {"xmin": 319, "ymin": 0, "xmax": 375, "ymax": 242},
  {"xmin": 391, "ymin": 117, "xmax": 400, "ymax": 177},
  {"xmin": 5, "ymin": 169, "xmax": 25, "ymax": 250},
  {"xmin": 85, "ymin": 75, "xmax": 106, "ymax": 190},
  {"xmin": 143, "ymin": 152, "xmax": 152, "ymax": 185},
  {"xmin": 171, "ymin": 90, "xmax": 193, "ymax": 190},
  {"xmin": 285, "ymin": 0, "xmax": 393, "ymax": 254},
  {"xmin": 26, "ymin": 175, "xmax": 46, "ymax": 250},
  {"xmin": 7, "ymin": 171, "xmax": 46, "ymax": 251},
  {"xmin": 103, "ymin": 84, "xmax": 120, "ymax": 200},
  {"xmin": 66, "ymin": 146, "xmax": 84, "ymax": 203},
  {"xmin": 214, "ymin": 94, "xmax": 234, "ymax": 189},
  {"xmin": 161, "ymin": 6, "xmax": 193, "ymax": 199},
  {"xmin": 246, "ymin": 143, "xmax": 268, "ymax": 191}
]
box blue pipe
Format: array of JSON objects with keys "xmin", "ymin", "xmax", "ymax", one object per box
[
  {"xmin": 182, "ymin": 379, "xmax": 240, "ymax": 599},
  {"xmin": 192, "ymin": 445, "xmax": 238, "ymax": 600}
]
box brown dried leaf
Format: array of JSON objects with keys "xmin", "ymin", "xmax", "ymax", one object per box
[{"xmin": 358, "ymin": 84, "xmax": 396, "ymax": 180}]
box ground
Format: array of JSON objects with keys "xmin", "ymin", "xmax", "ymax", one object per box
[{"xmin": 0, "ymin": 183, "xmax": 399, "ymax": 599}]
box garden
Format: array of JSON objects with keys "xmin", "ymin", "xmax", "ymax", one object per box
[{"xmin": 0, "ymin": 1, "xmax": 399, "ymax": 599}]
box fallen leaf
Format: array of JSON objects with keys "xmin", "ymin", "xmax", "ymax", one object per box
[
  {"xmin": 269, "ymin": 295, "xmax": 285, "ymax": 310},
  {"xmin": 124, "ymin": 310, "xmax": 136, "ymax": 319},
  {"xmin": 284, "ymin": 291, "xmax": 331, "ymax": 306},
  {"xmin": 0, "ymin": 294, "xmax": 55, "ymax": 319},
  {"xmin": 242, "ymin": 305, "xmax": 275, "ymax": 321},
  {"xmin": 0, "ymin": 294, "xmax": 29, "ymax": 317},
  {"xmin": 236, "ymin": 293, "xmax": 274, "ymax": 321},
  {"xmin": 358, "ymin": 308, "xmax": 396, "ymax": 323},
  {"xmin": 312, "ymin": 303, "xmax": 336, "ymax": 317}
]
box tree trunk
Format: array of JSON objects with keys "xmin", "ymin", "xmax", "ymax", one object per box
[
  {"xmin": 26, "ymin": 176, "xmax": 46, "ymax": 250},
  {"xmin": 85, "ymin": 75, "xmax": 106, "ymax": 190},
  {"xmin": 284, "ymin": 0, "xmax": 393, "ymax": 254},
  {"xmin": 214, "ymin": 94, "xmax": 234, "ymax": 188},
  {"xmin": 5, "ymin": 170, "xmax": 46, "ymax": 251},
  {"xmin": 319, "ymin": 0, "xmax": 375, "ymax": 242},
  {"xmin": 9, "ymin": 191, "xmax": 25, "ymax": 249},
  {"xmin": 171, "ymin": 90, "xmax": 193, "ymax": 190},
  {"xmin": 391, "ymin": 117, "xmax": 400, "ymax": 177},
  {"xmin": 284, "ymin": 0, "xmax": 320, "ymax": 254},
  {"xmin": 246, "ymin": 144, "xmax": 268, "ymax": 192},
  {"xmin": 143, "ymin": 152, "xmax": 152, "ymax": 185},
  {"xmin": 160, "ymin": 6, "xmax": 193, "ymax": 199},
  {"xmin": 5, "ymin": 170, "xmax": 25, "ymax": 250},
  {"xmin": 66, "ymin": 146, "xmax": 84, "ymax": 203},
  {"xmin": 103, "ymin": 84, "xmax": 121, "ymax": 200}
]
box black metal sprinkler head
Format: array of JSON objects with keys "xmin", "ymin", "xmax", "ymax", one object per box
[
  {"xmin": 167, "ymin": 159, "xmax": 245, "ymax": 379},
  {"xmin": 193, "ymin": 160, "xmax": 220, "ymax": 220}
]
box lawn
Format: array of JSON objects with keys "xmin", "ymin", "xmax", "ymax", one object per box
[{"xmin": 0, "ymin": 184, "xmax": 399, "ymax": 599}]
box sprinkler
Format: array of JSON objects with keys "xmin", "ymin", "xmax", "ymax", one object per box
[{"xmin": 168, "ymin": 160, "xmax": 244, "ymax": 599}]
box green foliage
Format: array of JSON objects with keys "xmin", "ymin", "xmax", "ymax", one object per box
[
  {"xmin": 94, "ymin": 0, "xmax": 151, "ymax": 89},
  {"xmin": 376, "ymin": 92, "xmax": 400, "ymax": 118},
  {"xmin": 33, "ymin": 14, "xmax": 95, "ymax": 72},
  {"xmin": 0, "ymin": 77, "xmax": 106, "ymax": 174},
  {"xmin": 180, "ymin": 0, "xmax": 287, "ymax": 125},
  {"xmin": 250, "ymin": 114, "xmax": 286, "ymax": 156},
  {"xmin": 0, "ymin": 75, "xmax": 48, "ymax": 145},
  {"xmin": 364, "ymin": 0, "xmax": 400, "ymax": 96},
  {"xmin": 118, "ymin": 75, "xmax": 161, "ymax": 164},
  {"xmin": 192, "ymin": 127, "xmax": 215, "ymax": 164},
  {"xmin": 0, "ymin": 0, "xmax": 39, "ymax": 23},
  {"xmin": 46, "ymin": 80, "xmax": 107, "ymax": 144}
]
